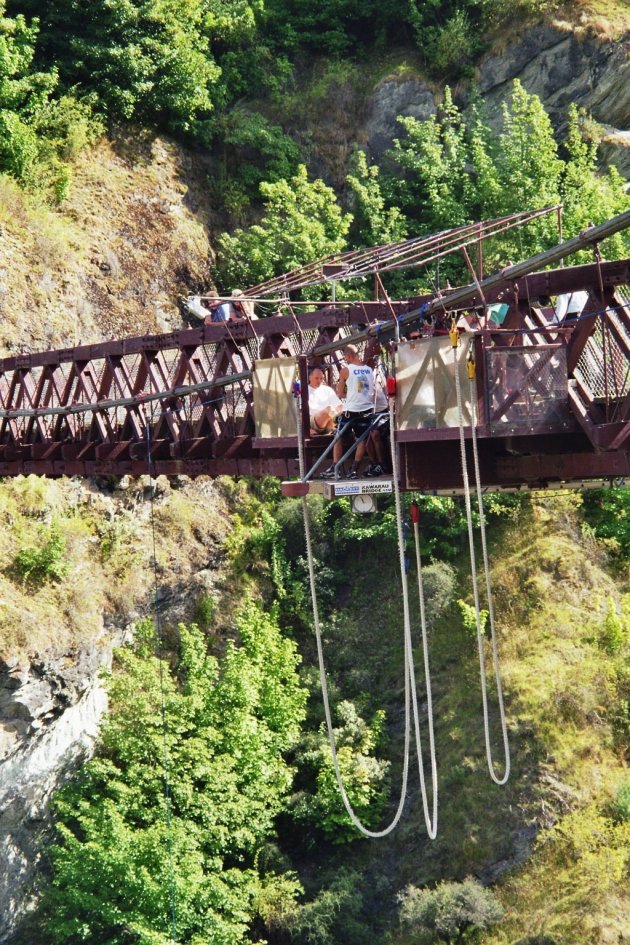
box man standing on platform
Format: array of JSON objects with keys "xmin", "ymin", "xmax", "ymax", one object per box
[{"xmin": 322, "ymin": 344, "xmax": 375, "ymax": 479}]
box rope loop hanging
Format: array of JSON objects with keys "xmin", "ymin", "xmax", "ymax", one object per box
[
  {"xmin": 297, "ymin": 375, "xmax": 438, "ymax": 839},
  {"xmin": 453, "ymin": 336, "xmax": 511, "ymax": 786}
]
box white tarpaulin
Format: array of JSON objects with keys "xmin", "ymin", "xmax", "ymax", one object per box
[
  {"xmin": 395, "ymin": 336, "xmax": 472, "ymax": 429},
  {"xmin": 253, "ymin": 358, "xmax": 298, "ymax": 438}
]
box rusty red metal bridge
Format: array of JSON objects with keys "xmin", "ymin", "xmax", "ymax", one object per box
[{"xmin": 1, "ymin": 210, "xmax": 629, "ymax": 492}]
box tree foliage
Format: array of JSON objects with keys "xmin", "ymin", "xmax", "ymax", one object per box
[
  {"xmin": 384, "ymin": 81, "xmax": 630, "ymax": 285},
  {"xmin": 291, "ymin": 700, "xmax": 389, "ymax": 843},
  {"xmin": 581, "ymin": 488, "xmax": 630, "ymax": 562},
  {"xmin": 43, "ymin": 610, "xmax": 307, "ymax": 944},
  {"xmin": 0, "ymin": 2, "xmax": 100, "ymax": 195},
  {"xmin": 398, "ymin": 877, "xmax": 503, "ymax": 944},
  {"xmin": 215, "ymin": 165, "xmax": 352, "ymax": 290},
  {"xmin": 23, "ymin": 0, "xmax": 219, "ymax": 130}
]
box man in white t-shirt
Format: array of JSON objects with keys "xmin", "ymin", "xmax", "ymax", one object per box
[
  {"xmin": 308, "ymin": 366, "xmax": 342, "ymax": 433},
  {"xmin": 322, "ymin": 344, "xmax": 376, "ymax": 479}
]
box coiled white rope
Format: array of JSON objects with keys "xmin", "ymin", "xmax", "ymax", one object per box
[
  {"xmin": 389, "ymin": 396, "xmax": 438, "ymax": 839},
  {"xmin": 296, "ymin": 389, "xmax": 438, "ymax": 838},
  {"xmin": 453, "ymin": 339, "xmax": 511, "ymax": 785}
]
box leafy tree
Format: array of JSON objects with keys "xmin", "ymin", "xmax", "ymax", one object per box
[
  {"xmin": 0, "ymin": 3, "xmax": 98, "ymax": 195},
  {"xmin": 347, "ymin": 149, "xmax": 407, "ymax": 247},
  {"xmin": 581, "ymin": 488, "xmax": 630, "ymax": 562},
  {"xmin": 291, "ymin": 700, "xmax": 389, "ymax": 843},
  {"xmin": 215, "ymin": 165, "xmax": 352, "ymax": 290},
  {"xmin": 386, "ymin": 81, "xmax": 629, "ymax": 275},
  {"xmin": 288, "ymin": 868, "xmax": 366, "ymax": 945},
  {"xmin": 210, "ymin": 108, "xmax": 301, "ymax": 218},
  {"xmin": 43, "ymin": 609, "xmax": 307, "ymax": 944},
  {"xmin": 16, "ymin": 0, "xmax": 219, "ymax": 131},
  {"xmin": 391, "ymin": 87, "xmax": 470, "ymax": 235},
  {"xmin": 560, "ymin": 104, "xmax": 630, "ymax": 260},
  {"xmin": 398, "ymin": 877, "xmax": 503, "ymax": 944},
  {"xmin": 262, "ymin": 0, "xmax": 409, "ymax": 55}
]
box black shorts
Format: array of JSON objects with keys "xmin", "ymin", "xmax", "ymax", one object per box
[
  {"xmin": 372, "ymin": 411, "xmax": 389, "ymax": 434},
  {"xmin": 338, "ymin": 410, "xmax": 374, "ymax": 438}
]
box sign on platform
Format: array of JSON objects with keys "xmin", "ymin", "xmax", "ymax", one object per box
[{"xmin": 334, "ymin": 481, "xmax": 393, "ymax": 496}]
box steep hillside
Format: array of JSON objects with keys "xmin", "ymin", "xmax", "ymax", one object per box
[
  {"xmin": 276, "ymin": 494, "xmax": 630, "ymax": 945},
  {"xmin": 0, "ymin": 472, "xmax": 235, "ymax": 941},
  {"xmin": 0, "ymin": 134, "xmax": 213, "ymax": 356}
]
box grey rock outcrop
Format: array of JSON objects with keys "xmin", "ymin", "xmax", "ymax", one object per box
[
  {"xmin": 477, "ymin": 24, "xmax": 630, "ymax": 132},
  {"xmin": 0, "ymin": 637, "xmax": 117, "ymax": 943},
  {"xmin": 599, "ymin": 129, "xmax": 630, "ymax": 179},
  {"xmin": 365, "ymin": 77, "xmax": 436, "ymax": 162},
  {"xmin": 361, "ymin": 25, "xmax": 629, "ymax": 177}
]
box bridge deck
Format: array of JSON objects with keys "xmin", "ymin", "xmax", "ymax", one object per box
[{"xmin": 0, "ymin": 259, "xmax": 628, "ymax": 489}]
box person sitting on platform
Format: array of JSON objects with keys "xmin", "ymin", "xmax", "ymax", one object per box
[
  {"xmin": 308, "ymin": 366, "xmax": 342, "ymax": 434},
  {"xmin": 322, "ymin": 344, "xmax": 375, "ymax": 479}
]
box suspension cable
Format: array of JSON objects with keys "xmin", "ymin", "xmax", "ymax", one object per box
[{"xmin": 452, "ymin": 335, "xmax": 510, "ymax": 786}]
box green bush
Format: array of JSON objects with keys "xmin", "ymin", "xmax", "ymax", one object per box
[
  {"xmin": 215, "ymin": 165, "xmax": 352, "ymax": 292},
  {"xmin": 611, "ymin": 782, "xmax": 630, "ymax": 822},
  {"xmin": 289, "ymin": 869, "xmax": 366, "ymax": 945},
  {"xmin": 13, "ymin": 525, "xmax": 68, "ymax": 583},
  {"xmin": 458, "ymin": 598, "xmax": 489, "ymax": 639},
  {"xmin": 424, "ymin": 10, "xmax": 477, "ymax": 79},
  {"xmin": 398, "ymin": 877, "xmax": 503, "ymax": 943},
  {"xmin": 581, "ymin": 489, "xmax": 630, "ymax": 563},
  {"xmin": 422, "ymin": 561, "xmax": 456, "ymax": 628},
  {"xmin": 599, "ymin": 598, "xmax": 628, "ymax": 654},
  {"xmin": 291, "ymin": 701, "xmax": 389, "ymax": 843},
  {"xmin": 194, "ymin": 592, "xmax": 215, "ymax": 628}
]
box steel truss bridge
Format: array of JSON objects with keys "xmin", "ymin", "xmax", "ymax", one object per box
[{"xmin": 1, "ymin": 209, "xmax": 629, "ymax": 491}]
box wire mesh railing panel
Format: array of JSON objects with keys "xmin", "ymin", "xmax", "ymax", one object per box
[
  {"xmin": 196, "ymin": 343, "xmax": 221, "ymax": 379},
  {"xmin": 574, "ymin": 315, "xmax": 630, "ymax": 402},
  {"xmin": 300, "ymin": 328, "xmax": 322, "ymax": 354},
  {"xmin": 486, "ymin": 345, "xmax": 569, "ymax": 431}
]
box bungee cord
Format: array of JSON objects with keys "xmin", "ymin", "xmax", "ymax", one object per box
[
  {"xmin": 295, "ymin": 394, "xmax": 412, "ymax": 838},
  {"xmin": 389, "ymin": 394, "xmax": 439, "ymax": 839},
  {"xmin": 409, "ymin": 496, "xmax": 439, "ymax": 837},
  {"xmin": 452, "ymin": 333, "xmax": 511, "ymax": 785},
  {"xmin": 144, "ymin": 412, "xmax": 179, "ymax": 943},
  {"xmin": 468, "ymin": 370, "xmax": 511, "ymax": 785},
  {"xmin": 296, "ymin": 383, "xmax": 439, "ymax": 839}
]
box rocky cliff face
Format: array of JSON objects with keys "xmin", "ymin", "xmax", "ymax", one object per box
[
  {"xmin": 361, "ymin": 24, "xmax": 630, "ymax": 176},
  {"xmin": 0, "ymin": 635, "xmax": 118, "ymax": 942},
  {"xmin": 0, "ymin": 473, "xmax": 230, "ymax": 943}
]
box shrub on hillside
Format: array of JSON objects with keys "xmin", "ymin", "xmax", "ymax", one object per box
[
  {"xmin": 611, "ymin": 781, "xmax": 630, "ymax": 823},
  {"xmin": 398, "ymin": 877, "xmax": 503, "ymax": 944},
  {"xmin": 599, "ymin": 598, "xmax": 629, "ymax": 654},
  {"xmin": 13, "ymin": 525, "xmax": 68, "ymax": 583}
]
